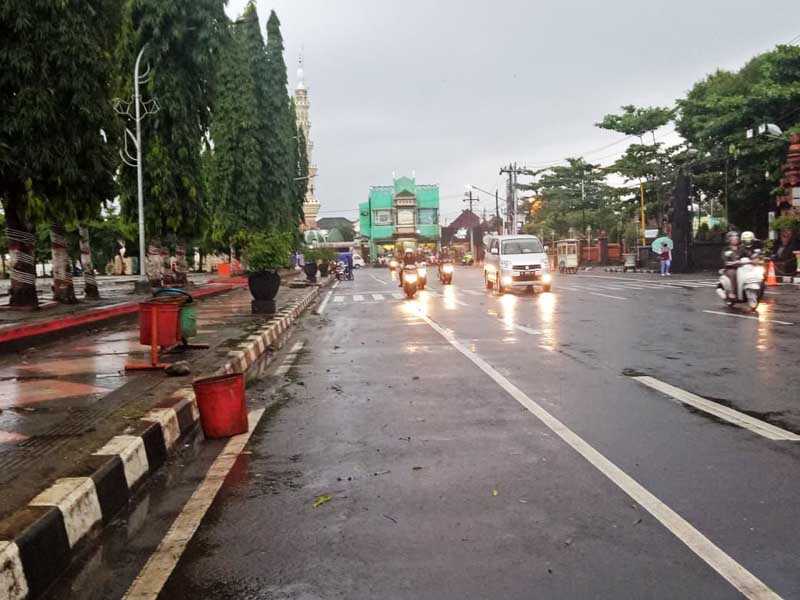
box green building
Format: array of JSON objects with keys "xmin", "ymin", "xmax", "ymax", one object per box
[{"xmin": 359, "ymin": 176, "xmax": 440, "ymax": 260}]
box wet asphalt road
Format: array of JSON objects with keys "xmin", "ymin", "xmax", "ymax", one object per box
[{"xmin": 47, "ymin": 267, "xmax": 800, "ymax": 599}]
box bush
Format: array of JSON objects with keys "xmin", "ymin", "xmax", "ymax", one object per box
[
  {"xmin": 243, "ymin": 231, "xmax": 293, "ymax": 272},
  {"xmin": 318, "ymin": 247, "xmax": 336, "ymax": 263},
  {"xmin": 772, "ymin": 214, "xmax": 800, "ymax": 233}
]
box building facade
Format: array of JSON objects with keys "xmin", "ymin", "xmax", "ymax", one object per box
[
  {"xmin": 359, "ymin": 176, "xmax": 440, "ymax": 259},
  {"xmin": 293, "ymin": 56, "xmax": 320, "ymax": 229}
]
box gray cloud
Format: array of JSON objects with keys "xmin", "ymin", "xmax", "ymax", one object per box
[{"xmin": 227, "ymin": 0, "xmax": 799, "ymax": 222}]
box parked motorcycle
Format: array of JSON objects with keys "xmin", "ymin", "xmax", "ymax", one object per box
[
  {"xmin": 716, "ymin": 252, "xmax": 765, "ymax": 311},
  {"xmin": 438, "ymin": 261, "xmax": 454, "ymax": 284},
  {"xmin": 335, "ymin": 261, "xmax": 346, "ymax": 281},
  {"xmin": 402, "ymin": 265, "xmax": 420, "ymax": 299}
]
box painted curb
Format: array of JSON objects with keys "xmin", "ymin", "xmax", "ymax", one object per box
[
  {"xmin": 0, "ymin": 283, "xmax": 241, "ymax": 348},
  {"xmin": 0, "ymin": 282, "xmax": 325, "ymax": 599}
]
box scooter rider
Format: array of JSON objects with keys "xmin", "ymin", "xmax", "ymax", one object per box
[
  {"xmin": 740, "ymin": 231, "xmax": 757, "ymax": 259},
  {"xmin": 398, "ymin": 248, "xmax": 416, "ymax": 287},
  {"xmin": 720, "ymin": 231, "xmax": 742, "ymax": 299}
]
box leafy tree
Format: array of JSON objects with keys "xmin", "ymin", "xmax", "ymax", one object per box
[
  {"xmin": 676, "ymin": 44, "xmax": 800, "ymax": 235},
  {"xmin": 1, "ymin": 1, "xmax": 121, "ymax": 306},
  {"xmin": 117, "ymin": 0, "xmax": 227, "ymax": 284},
  {"xmin": 597, "ymin": 105, "xmax": 676, "ymax": 229}
]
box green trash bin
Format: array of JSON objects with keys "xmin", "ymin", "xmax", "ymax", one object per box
[
  {"xmin": 154, "ymin": 288, "xmax": 196, "ymax": 340},
  {"xmin": 180, "ymin": 303, "xmax": 197, "ymax": 339}
]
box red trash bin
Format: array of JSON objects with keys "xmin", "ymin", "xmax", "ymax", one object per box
[
  {"xmin": 138, "ymin": 299, "xmax": 182, "ymax": 346},
  {"xmin": 192, "ymin": 372, "xmax": 248, "ymax": 438}
]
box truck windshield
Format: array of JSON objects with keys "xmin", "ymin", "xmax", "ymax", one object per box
[{"xmin": 502, "ymin": 239, "xmax": 543, "ymax": 255}]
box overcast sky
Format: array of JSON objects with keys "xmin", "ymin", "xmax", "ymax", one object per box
[{"xmin": 227, "ymin": 0, "xmax": 799, "ymax": 224}]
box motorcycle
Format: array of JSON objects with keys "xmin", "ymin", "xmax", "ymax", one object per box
[
  {"xmin": 335, "ymin": 261, "xmax": 346, "ymax": 281},
  {"xmin": 417, "ymin": 262, "xmax": 428, "ymax": 290},
  {"xmin": 716, "ymin": 252, "xmax": 765, "ymax": 311},
  {"xmin": 438, "ymin": 261, "xmax": 454, "ymax": 284},
  {"xmin": 402, "ymin": 264, "xmax": 420, "ymax": 299}
]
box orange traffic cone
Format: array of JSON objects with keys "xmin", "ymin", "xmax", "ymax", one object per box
[{"xmin": 766, "ymin": 260, "xmax": 778, "ymax": 286}]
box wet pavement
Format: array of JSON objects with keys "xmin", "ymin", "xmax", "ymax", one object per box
[
  {"xmin": 43, "ymin": 267, "xmax": 800, "ymax": 599},
  {"xmin": 0, "ymin": 282, "xmax": 312, "ymax": 522}
]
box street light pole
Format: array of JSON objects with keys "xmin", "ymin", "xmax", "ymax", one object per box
[
  {"xmin": 463, "ymin": 188, "xmax": 480, "ymax": 257},
  {"xmin": 114, "ymin": 45, "xmax": 159, "ymax": 288},
  {"xmin": 133, "ymin": 47, "xmax": 146, "ymax": 287}
]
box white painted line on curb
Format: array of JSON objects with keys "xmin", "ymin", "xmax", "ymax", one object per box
[
  {"xmin": 290, "ymin": 341, "xmax": 304, "ymax": 353},
  {"xmin": 633, "ymin": 376, "xmax": 800, "ymax": 442},
  {"xmin": 0, "ymin": 542, "xmax": 28, "ymax": 600},
  {"xmin": 415, "ymin": 310, "xmax": 782, "ymax": 600},
  {"xmin": 703, "ymin": 310, "xmax": 794, "ymax": 326},
  {"xmin": 94, "ymin": 435, "xmax": 150, "ymax": 488},
  {"xmin": 123, "ymin": 408, "xmax": 267, "ymax": 600},
  {"xmin": 315, "ymin": 281, "xmax": 338, "ymax": 316},
  {"xmin": 30, "ymin": 478, "xmax": 102, "ymax": 549},
  {"xmin": 589, "ymin": 291, "xmax": 627, "ymax": 300}
]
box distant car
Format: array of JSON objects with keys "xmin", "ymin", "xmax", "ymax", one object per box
[{"xmin": 352, "ymin": 254, "xmax": 365, "ymax": 269}]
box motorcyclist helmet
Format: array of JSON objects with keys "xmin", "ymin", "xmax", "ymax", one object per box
[
  {"xmin": 726, "ymin": 231, "xmax": 740, "ymax": 245},
  {"xmin": 741, "ymin": 231, "xmax": 755, "ymax": 247},
  {"xmin": 404, "ymin": 248, "xmax": 413, "ymax": 256}
]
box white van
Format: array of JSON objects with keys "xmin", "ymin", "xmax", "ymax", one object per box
[{"xmin": 484, "ymin": 234, "xmax": 552, "ymax": 293}]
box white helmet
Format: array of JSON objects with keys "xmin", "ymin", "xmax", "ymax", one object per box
[{"xmin": 741, "ymin": 231, "xmax": 755, "ymax": 246}]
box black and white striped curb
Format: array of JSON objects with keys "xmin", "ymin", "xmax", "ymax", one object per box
[{"xmin": 0, "ymin": 283, "xmax": 325, "ymax": 600}]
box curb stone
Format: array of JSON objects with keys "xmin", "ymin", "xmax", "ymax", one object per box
[{"xmin": 0, "ymin": 281, "xmax": 326, "ymax": 599}]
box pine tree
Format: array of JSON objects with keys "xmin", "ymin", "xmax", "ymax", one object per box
[
  {"xmin": 207, "ymin": 2, "xmax": 272, "ymax": 246},
  {"xmin": 263, "ymin": 11, "xmax": 298, "ymax": 233}
]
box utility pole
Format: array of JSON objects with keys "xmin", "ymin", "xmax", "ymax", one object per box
[
  {"xmin": 495, "ymin": 189, "xmax": 501, "ymax": 233},
  {"xmin": 500, "ymin": 164, "xmax": 518, "ymax": 234},
  {"xmin": 463, "ymin": 189, "xmax": 480, "ymax": 257}
]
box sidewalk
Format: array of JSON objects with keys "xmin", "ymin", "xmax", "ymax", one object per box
[
  {"xmin": 0, "ymin": 279, "xmax": 325, "ymax": 517},
  {"xmin": 0, "ymin": 276, "xmax": 329, "ymax": 598}
]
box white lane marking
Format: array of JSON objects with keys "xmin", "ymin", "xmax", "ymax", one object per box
[
  {"xmin": 315, "ymin": 281, "xmax": 339, "ymax": 315},
  {"xmin": 369, "ymin": 273, "xmax": 388, "ymax": 285},
  {"xmin": 333, "ymin": 296, "xmax": 345, "ymax": 303},
  {"xmin": 703, "ymin": 310, "xmax": 794, "ymax": 326},
  {"xmin": 461, "ymin": 289, "xmax": 483, "ymax": 296},
  {"xmin": 290, "ymin": 341, "xmax": 304, "ymax": 353},
  {"xmin": 123, "ymin": 408, "xmax": 267, "ymax": 600},
  {"xmin": 634, "ymin": 376, "xmax": 800, "ymax": 442},
  {"xmin": 372, "ymin": 294, "xmax": 385, "ymax": 301},
  {"xmin": 512, "ymin": 324, "xmax": 541, "ymax": 335},
  {"xmin": 589, "ymin": 291, "xmax": 627, "ymax": 301},
  {"xmin": 391, "ymin": 292, "xmax": 404, "ymax": 300},
  {"xmin": 352, "ymin": 294, "xmax": 365, "ymax": 302},
  {"xmin": 415, "ymin": 312, "xmax": 782, "ymax": 600}
]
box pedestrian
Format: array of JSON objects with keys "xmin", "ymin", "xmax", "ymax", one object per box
[
  {"xmin": 659, "ymin": 242, "xmax": 672, "ymax": 276},
  {"xmin": 773, "ymin": 226, "xmax": 799, "ymax": 276}
]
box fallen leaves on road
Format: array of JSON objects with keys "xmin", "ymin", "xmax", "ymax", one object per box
[{"xmin": 313, "ymin": 494, "xmax": 333, "ymax": 508}]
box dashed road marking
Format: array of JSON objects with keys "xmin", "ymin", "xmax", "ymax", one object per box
[
  {"xmin": 352, "ymin": 294, "xmax": 365, "ymax": 302},
  {"xmin": 371, "ymin": 294, "xmax": 385, "ymax": 301},
  {"xmin": 589, "ymin": 291, "xmax": 627, "ymax": 301},
  {"xmin": 415, "ymin": 311, "xmax": 782, "ymax": 600},
  {"xmin": 633, "ymin": 376, "xmax": 800, "ymax": 442},
  {"xmin": 703, "ymin": 310, "xmax": 794, "ymax": 326}
]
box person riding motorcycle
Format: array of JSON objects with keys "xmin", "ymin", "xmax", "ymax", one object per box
[
  {"xmin": 721, "ymin": 231, "xmax": 743, "ymax": 299},
  {"xmin": 740, "ymin": 231, "xmax": 757, "ymax": 259},
  {"xmin": 398, "ymin": 249, "xmax": 416, "ymax": 287}
]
